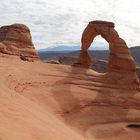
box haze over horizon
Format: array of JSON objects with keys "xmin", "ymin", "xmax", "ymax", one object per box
[{"xmin": 0, "ymin": 0, "xmax": 140, "ymax": 50}]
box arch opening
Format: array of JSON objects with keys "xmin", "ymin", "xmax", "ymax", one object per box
[
  {"xmin": 75, "ymin": 20, "xmax": 139, "ymax": 90},
  {"xmin": 77, "ymin": 20, "xmax": 137, "ymax": 73},
  {"xmin": 89, "ymin": 35, "xmax": 109, "ymax": 73}
]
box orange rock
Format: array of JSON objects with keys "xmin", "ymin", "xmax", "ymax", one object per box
[
  {"xmin": 0, "ymin": 24, "xmax": 39, "ymax": 61},
  {"xmin": 76, "ymin": 20, "xmax": 139, "ymax": 86}
]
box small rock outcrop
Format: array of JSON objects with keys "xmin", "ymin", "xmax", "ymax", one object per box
[
  {"xmin": 91, "ymin": 59, "xmax": 108, "ymax": 73},
  {"xmin": 46, "ymin": 60, "xmax": 60, "ymax": 64},
  {"xmin": 75, "ymin": 20, "xmax": 139, "ymax": 87},
  {"xmin": 59, "ymin": 56, "xmax": 78, "ymax": 65},
  {"xmin": 0, "ymin": 24, "xmax": 38, "ymax": 61}
]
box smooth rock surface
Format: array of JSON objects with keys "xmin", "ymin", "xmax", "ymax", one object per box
[{"xmin": 0, "ymin": 54, "xmax": 139, "ymax": 140}]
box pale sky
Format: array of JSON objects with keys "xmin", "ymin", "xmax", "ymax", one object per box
[{"xmin": 0, "ymin": 0, "xmax": 140, "ymax": 50}]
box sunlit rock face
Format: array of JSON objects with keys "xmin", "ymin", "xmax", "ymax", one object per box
[
  {"xmin": 0, "ymin": 24, "xmax": 39, "ymax": 61},
  {"xmin": 76, "ymin": 20, "xmax": 139, "ymax": 87}
]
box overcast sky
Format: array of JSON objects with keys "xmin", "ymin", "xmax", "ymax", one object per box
[{"xmin": 0, "ymin": 0, "xmax": 140, "ymax": 49}]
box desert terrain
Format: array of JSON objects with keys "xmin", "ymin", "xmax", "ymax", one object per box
[
  {"xmin": 0, "ymin": 22, "xmax": 139, "ymax": 140},
  {"xmin": 0, "ymin": 53, "xmax": 139, "ymax": 140}
]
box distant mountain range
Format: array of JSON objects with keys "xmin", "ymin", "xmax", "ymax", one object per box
[
  {"xmin": 38, "ymin": 46, "xmax": 140, "ymax": 66},
  {"xmin": 39, "ymin": 44, "xmax": 108, "ymax": 51}
]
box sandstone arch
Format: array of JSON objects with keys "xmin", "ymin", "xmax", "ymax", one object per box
[{"xmin": 76, "ymin": 20, "xmax": 139, "ymax": 86}]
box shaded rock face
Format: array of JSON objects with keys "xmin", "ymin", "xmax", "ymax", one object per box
[
  {"xmin": 0, "ymin": 24, "xmax": 38, "ymax": 61},
  {"xmin": 76, "ymin": 20, "xmax": 139, "ymax": 87},
  {"xmin": 136, "ymin": 67, "xmax": 140, "ymax": 80}
]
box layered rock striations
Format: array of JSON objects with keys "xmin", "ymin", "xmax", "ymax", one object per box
[
  {"xmin": 76, "ymin": 20, "xmax": 139, "ymax": 87},
  {"xmin": 0, "ymin": 24, "xmax": 38, "ymax": 61}
]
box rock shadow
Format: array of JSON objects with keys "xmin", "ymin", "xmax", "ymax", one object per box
[{"xmin": 51, "ymin": 65, "xmax": 140, "ymax": 139}]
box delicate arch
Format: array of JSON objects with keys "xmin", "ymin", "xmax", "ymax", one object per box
[{"xmin": 77, "ymin": 20, "xmax": 136, "ymax": 72}]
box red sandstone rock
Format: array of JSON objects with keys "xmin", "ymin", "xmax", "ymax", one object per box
[
  {"xmin": 0, "ymin": 24, "xmax": 39, "ymax": 61},
  {"xmin": 76, "ymin": 20, "xmax": 139, "ymax": 87}
]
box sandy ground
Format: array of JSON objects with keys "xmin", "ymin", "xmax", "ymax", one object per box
[{"xmin": 0, "ymin": 54, "xmax": 140, "ymax": 140}]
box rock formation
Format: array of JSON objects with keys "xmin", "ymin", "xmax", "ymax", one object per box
[
  {"xmin": 91, "ymin": 59, "xmax": 108, "ymax": 73},
  {"xmin": 136, "ymin": 67, "xmax": 140, "ymax": 80},
  {"xmin": 75, "ymin": 20, "xmax": 139, "ymax": 87},
  {"xmin": 46, "ymin": 60, "xmax": 60, "ymax": 64},
  {"xmin": 59, "ymin": 56, "xmax": 78, "ymax": 65},
  {"xmin": 0, "ymin": 24, "xmax": 38, "ymax": 61}
]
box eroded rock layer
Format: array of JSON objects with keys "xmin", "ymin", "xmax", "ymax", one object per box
[
  {"xmin": 0, "ymin": 24, "xmax": 38, "ymax": 61},
  {"xmin": 76, "ymin": 20, "xmax": 139, "ymax": 87}
]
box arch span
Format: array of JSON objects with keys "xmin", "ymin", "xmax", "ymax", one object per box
[{"xmin": 76, "ymin": 20, "xmax": 139, "ymax": 86}]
